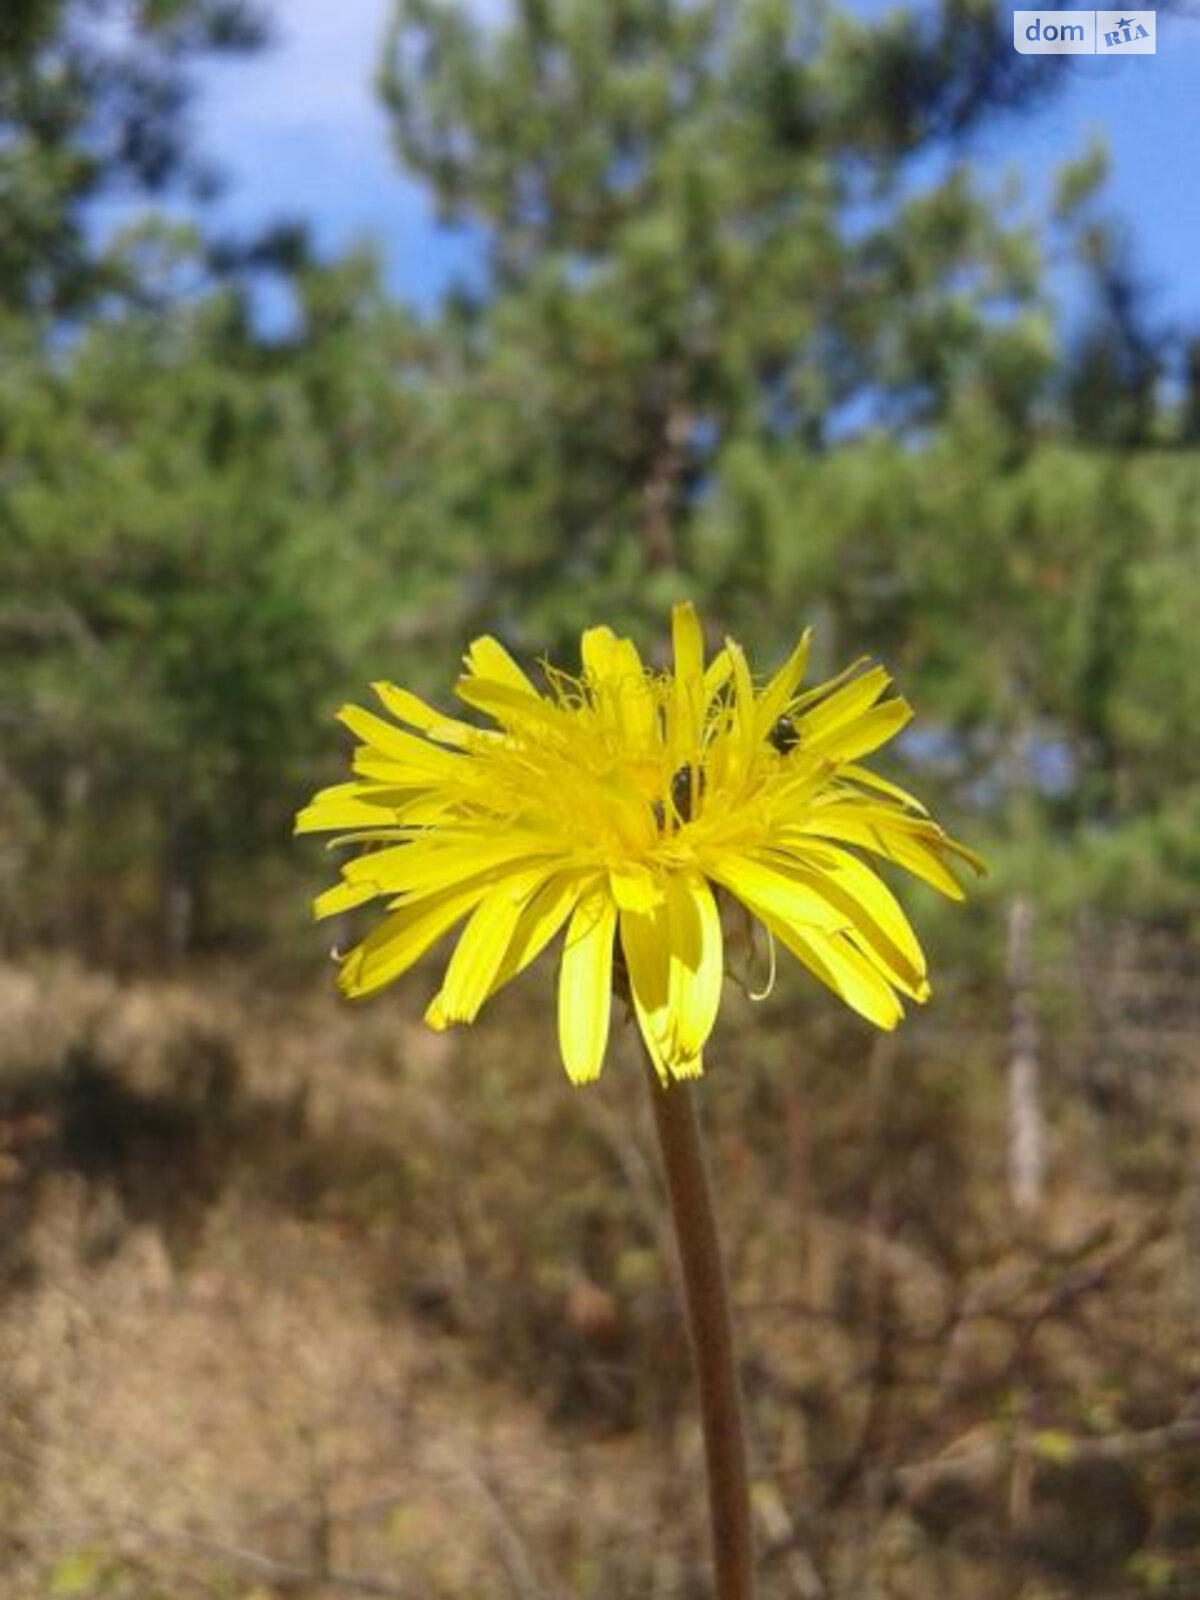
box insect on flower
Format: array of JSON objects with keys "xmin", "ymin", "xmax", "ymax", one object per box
[
  {"xmin": 296, "ymin": 604, "xmax": 984, "ymax": 1084},
  {"xmin": 767, "ymin": 714, "xmax": 800, "ymax": 755}
]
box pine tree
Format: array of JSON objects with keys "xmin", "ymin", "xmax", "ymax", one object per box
[
  {"xmin": 378, "ymin": 0, "xmax": 1062, "ymax": 648},
  {"xmin": 0, "ymin": 0, "xmax": 266, "ymax": 317}
]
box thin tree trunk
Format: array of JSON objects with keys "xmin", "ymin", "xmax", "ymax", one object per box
[
  {"xmin": 641, "ymin": 366, "xmax": 689, "ymax": 571},
  {"xmin": 1007, "ymin": 894, "xmax": 1044, "ymax": 1216}
]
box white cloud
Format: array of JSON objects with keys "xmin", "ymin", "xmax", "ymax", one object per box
[
  {"xmin": 190, "ymin": 0, "xmax": 492, "ymax": 308},
  {"xmin": 202, "ymin": 0, "xmax": 512, "ymax": 141},
  {"xmin": 200, "ymin": 0, "xmax": 391, "ymax": 146}
]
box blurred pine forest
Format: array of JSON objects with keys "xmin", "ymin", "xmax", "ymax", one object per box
[{"xmin": 1, "ymin": 2, "xmax": 1198, "ymax": 1596}]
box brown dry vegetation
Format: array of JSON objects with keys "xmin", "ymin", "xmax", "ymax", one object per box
[{"xmin": 1, "ymin": 931, "xmax": 1198, "ymax": 1600}]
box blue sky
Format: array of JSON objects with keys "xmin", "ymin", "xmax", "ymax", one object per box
[{"xmin": 180, "ymin": 0, "xmax": 1200, "ymax": 329}]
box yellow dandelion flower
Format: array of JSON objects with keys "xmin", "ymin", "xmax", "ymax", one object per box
[{"xmin": 297, "ymin": 604, "xmax": 984, "ymax": 1084}]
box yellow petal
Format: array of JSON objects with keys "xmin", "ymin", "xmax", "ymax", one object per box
[
  {"xmin": 313, "ymin": 877, "xmax": 380, "ymax": 920},
  {"xmin": 726, "ymin": 639, "xmax": 755, "ymax": 728},
  {"xmin": 372, "ymin": 681, "xmax": 479, "ymax": 746},
  {"xmin": 338, "ymin": 880, "xmax": 490, "ymax": 999},
  {"xmin": 295, "ymin": 783, "xmax": 397, "ymax": 835},
  {"xmin": 430, "ymin": 872, "xmax": 583, "ymax": 1026},
  {"xmin": 609, "ymin": 862, "xmax": 663, "ymax": 914},
  {"xmin": 323, "ymin": 826, "xmax": 412, "ymax": 848},
  {"xmin": 583, "ymin": 627, "xmax": 656, "ymax": 745},
  {"xmin": 500, "ymin": 873, "xmax": 585, "ymax": 983},
  {"xmin": 712, "ymin": 853, "xmax": 904, "ymax": 1028},
  {"xmin": 664, "ymin": 872, "xmax": 723, "ymax": 1060},
  {"xmin": 772, "ymin": 920, "xmax": 904, "ymax": 1030},
  {"xmin": 805, "ymin": 698, "xmax": 912, "ymax": 763},
  {"xmin": 718, "ymin": 638, "xmax": 757, "ymax": 784},
  {"xmin": 820, "ymin": 847, "xmax": 926, "ymax": 989},
  {"xmin": 338, "ymin": 705, "xmax": 464, "ymax": 777},
  {"xmin": 454, "ymin": 675, "xmax": 569, "ymax": 737},
  {"xmin": 703, "ymin": 646, "xmax": 733, "ymax": 707},
  {"xmin": 357, "ymin": 791, "xmax": 460, "ymax": 829},
  {"xmin": 436, "ymin": 868, "xmax": 550, "ymax": 1024},
  {"xmin": 351, "ymin": 752, "xmax": 454, "ymax": 787},
  {"xmin": 558, "ymin": 886, "xmax": 617, "ymax": 1083},
  {"xmin": 765, "ymin": 846, "xmax": 927, "ymax": 996},
  {"xmin": 860, "ymin": 827, "xmax": 968, "ymax": 899},
  {"xmin": 620, "ymin": 901, "xmax": 671, "ymax": 1070},
  {"xmin": 840, "ymin": 762, "xmax": 928, "ymax": 814},
  {"xmin": 581, "ymin": 624, "xmax": 622, "ymax": 683},
  {"xmin": 463, "ymin": 635, "xmax": 539, "ymax": 696},
  {"xmin": 754, "ymin": 629, "xmax": 812, "ymax": 736},
  {"xmin": 792, "ymin": 657, "xmax": 875, "ymax": 719},
  {"xmin": 671, "ymin": 602, "xmax": 706, "ymax": 752},
  {"xmin": 342, "ymin": 832, "xmax": 555, "ymax": 899},
  {"xmin": 671, "ymin": 601, "xmax": 705, "ymax": 682},
  {"xmin": 612, "ymin": 648, "xmax": 658, "ymax": 744},
  {"xmin": 709, "ymin": 853, "xmax": 848, "ymax": 937},
  {"xmin": 621, "ymin": 894, "xmax": 713, "ymax": 1080},
  {"xmin": 637, "ymin": 1019, "xmax": 671, "ymax": 1084},
  {"xmin": 785, "ymin": 807, "xmax": 978, "ymax": 899}
]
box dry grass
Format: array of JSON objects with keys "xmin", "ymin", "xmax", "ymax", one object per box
[{"xmin": 0, "ymin": 945, "xmax": 1198, "ymax": 1598}]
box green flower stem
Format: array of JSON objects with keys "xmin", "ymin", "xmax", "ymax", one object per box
[{"xmin": 646, "ymin": 1063, "xmax": 757, "ymax": 1600}]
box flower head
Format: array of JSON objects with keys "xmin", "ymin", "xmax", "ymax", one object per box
[{"xmin": 297, "ymin": 604, "xmax": 983, "ymax": 1083}]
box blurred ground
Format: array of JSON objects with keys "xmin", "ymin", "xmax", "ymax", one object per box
[{"xmin": 1, "ymin": 947, "xmax": 1199, "ymax": 1599}]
